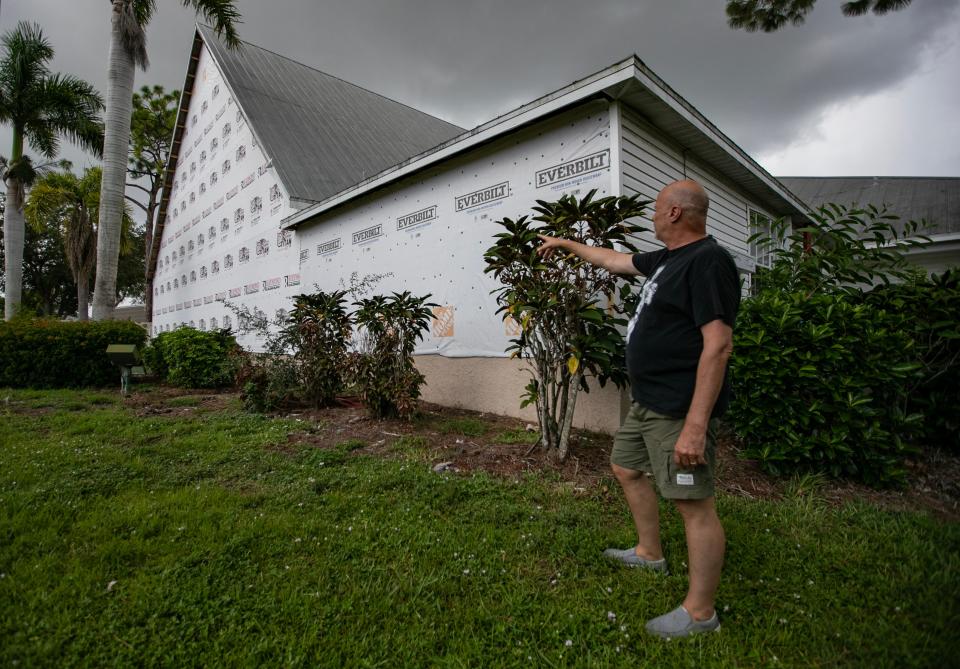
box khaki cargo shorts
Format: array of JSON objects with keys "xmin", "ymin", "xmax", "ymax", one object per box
[{"xmin": 611, "ymin": 403, "xmax": 719, "ymax": 500}]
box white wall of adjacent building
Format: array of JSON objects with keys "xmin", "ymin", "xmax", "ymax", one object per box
[{"xmin": 151, "ymin": 45, "xmax": 301, "ymax": 344}]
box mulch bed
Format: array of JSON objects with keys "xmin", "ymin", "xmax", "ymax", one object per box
[{"xmin": 112, "ymin": 386, "xmax": 960, "ymax": 522}]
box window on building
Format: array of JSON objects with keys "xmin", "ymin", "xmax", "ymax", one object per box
[
  {"xmin": 200, "ymin": 266, "xmax": 207, "ymax": 279},
  {"xmin": 221, "ymin": 218, "xmax": 229, "ymax": 233},
  {"xmin": 236, "ymin": 145, "xmax": 246, "ymax": 161},
  {"xmin": 239, "ymin": 247, "xmax": 250, "ymax": 263},
  {"xmin": 749, "ymin": 209, "xmax": 785, "ymax": 270},
  {"xmin": 250, "ymin": 196, "xmax": 262, "ymax": 214},
  {"xmin": 223, "ymin": 315, "xmax": 232, "ymax": 329},
  {"xmin": 256, "ymin": 238, "xmax": 269, "ymax": 256},
  {"xmin": 210, "ymin": 316, "xmax": 218, "ymax": 329},
  {"xmin": 234, "ymin": 208, "xmax": 245, "ymax": 224},
  {"xmin": 223, "ymin": 123, "xmax": 231, "ymax": 139},
  {"xmin": 277, "ymin": 230, "xmax": 292, "ymax": 248},
  {"xmin": 212, "ymin": 260, "xmax": 220, "ymax": 274},
  {"xmin": 189, "ymin": 271, "xmax": 196, "ymax": 283},
  {"xmin": 225, "ymin": 254, "xmax": 233, "ymax": 269},
  {"xmin": 269, "ymin": 183, "xmax": 281, "ymax": 202},
  {"xmin": 222, "ymin": 159, "xmax": 231, "ymax": 175}
]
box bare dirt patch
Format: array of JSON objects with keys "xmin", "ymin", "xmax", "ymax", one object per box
[{"xmin": 126, "ymin": 386, "xmax": 960, "ymax": 521}]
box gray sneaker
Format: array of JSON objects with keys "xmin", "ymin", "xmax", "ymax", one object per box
[
  {"xmin": 601, "ymin": 546, "xmax": 667, "ymax": 572},
  {"xmin": 645, "ymin": 605, "xmax": 720, "ymax": 639}
]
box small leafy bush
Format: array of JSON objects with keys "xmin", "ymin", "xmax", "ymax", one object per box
[
  {"xmin": 0, "ymin": 319, "xmax": 147, "ymax": 388},
  {"xmin": 352, "ymin": 292, "xmax": 434, "ymax": 419},
  {"xmin": 145, "ymin": 327, "xmax": 239, "ymax": 389},
  {"xmin": 865, "ymin": 269, "xmax": 960, "ymax": 452},
  {"xmin": 231, "ymin": 290, "xmax": 354, "ymax": 412},
  {"xmin": 237, "ymin": 355, "xmax": 297, "ymax": 413},
  {"xmin": 729, "ymin": 291, "xmax": 919, "ymax": 486},
  {"xmin": 484, "ymin": 190, "xmax": 648, "ymax": 460},
  {"xmin": 283, "ymin": 291, "xmax": 352, "ymax": 407}
]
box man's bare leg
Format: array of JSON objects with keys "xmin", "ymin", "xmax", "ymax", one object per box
[
  {"xmin": 673, "ymin": 496, "xmax": 725, "ymax": 620},
  {"xmin": 611, "ymin": 463, "xmax": 663, "ymax": 560}
]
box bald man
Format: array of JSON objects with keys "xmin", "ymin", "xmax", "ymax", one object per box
[{"xmin": 536, "ymin": 180, "xmax": 740, "ymax": 639}]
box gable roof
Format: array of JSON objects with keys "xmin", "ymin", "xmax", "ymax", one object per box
[
  {"xmin": 778, "ymin": 176, "xmax": 960, "ymax": 237},
  {"xmin": 147, "ymin": 25, "xmax": 464, "ymax": 287},
  {"xmin": 196, "ymin": 24, "xmax": 464, "ymax": 205},
  {"xmin": 283, "ymin": 55, "xmax": 814, "ymax": 231}
]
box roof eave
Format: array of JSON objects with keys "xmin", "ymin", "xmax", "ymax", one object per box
[{"xmin": 283, "ymin": 55, "xmax": 812, "ymax": 231}]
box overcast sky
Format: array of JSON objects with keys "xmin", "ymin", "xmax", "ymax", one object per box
[{"xmin": 3, "ymin": 0, "xmax": 959, "ymax": 179}]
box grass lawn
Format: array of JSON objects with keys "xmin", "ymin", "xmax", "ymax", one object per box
[{"xmin": 1, "ymin": 388, "xmax": 958, "ymax": 667}]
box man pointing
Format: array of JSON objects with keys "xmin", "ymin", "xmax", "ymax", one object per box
[{"xmin": 536, "ymin": 179, "xmax": 740, "ymax": 639}]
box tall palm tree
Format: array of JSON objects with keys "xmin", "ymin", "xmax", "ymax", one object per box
[
  {"xmin": 25, "ymin": 168, "xmax": 133, "ymax": 321},
  {"xmin": 92, "ymin": 1, "xmax": 241, "ymax": 321},
  {"xmin": 0, "ymin": 22, "xmax": 104, "ymax": 320}
]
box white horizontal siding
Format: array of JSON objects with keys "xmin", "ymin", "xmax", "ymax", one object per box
[{"xmin": 618, "ymin": 104, "xmax": 774, "ymax": 265}]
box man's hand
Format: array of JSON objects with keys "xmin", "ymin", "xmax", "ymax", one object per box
[
  {"xmin": 673, "ymin": 424, "xmax": 708, "ymax": 469},
  {"xmin": 536, "ymin": 234, "xmax": 567, "ymax": 260},
  {"xmin": 535, "ymin": 234, "xmax": 640, "ymax": 275}
]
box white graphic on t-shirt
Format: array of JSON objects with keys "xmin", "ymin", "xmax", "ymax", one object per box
[{"xmin": 626, "ymin": 264, "xmax": 666, "ymax": 342}]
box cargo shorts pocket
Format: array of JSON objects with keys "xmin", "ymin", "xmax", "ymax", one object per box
[{"xmin": 658, "ymin": 447, "xmax": 715, "ymax": 500}]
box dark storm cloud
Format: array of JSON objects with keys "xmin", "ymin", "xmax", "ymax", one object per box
[{"xmin": 3, "ymin": 0, "xmax": 959, "ymax": 171}]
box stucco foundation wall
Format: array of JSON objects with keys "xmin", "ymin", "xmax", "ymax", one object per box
[{"xmin": 414, "ymin": 355, "xmax": 630, "ymax": 435}]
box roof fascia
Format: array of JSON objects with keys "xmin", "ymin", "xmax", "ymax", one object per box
[
  {"xmin": 626, "ymin": 58, "xmax": 811, "ymax": 219},
  {"xmin": 146, "ymin": 28, "xmax": 204, "ymax": 295}
]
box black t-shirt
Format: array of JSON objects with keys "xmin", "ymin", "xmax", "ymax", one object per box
[{"xmin": 626, "ymin": 236, "xmax": 740, "ymax": 418}]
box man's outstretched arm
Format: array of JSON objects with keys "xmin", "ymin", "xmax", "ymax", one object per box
[{"xmin": 536, "ymin": 234, "xmax": 641, "ymax": 276}]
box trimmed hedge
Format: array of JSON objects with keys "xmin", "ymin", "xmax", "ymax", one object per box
[
  {"xmin": 0, "ymin": 319, "xmax": 148, "ymax": 388},
  {"xmin": 729, "ymin": 291, "xmax": 918, "ymax": 487}
]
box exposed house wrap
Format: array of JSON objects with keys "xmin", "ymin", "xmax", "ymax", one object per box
[{"xmin": 148, "ymin": 26, "xmax": 812, "ymax": 431}]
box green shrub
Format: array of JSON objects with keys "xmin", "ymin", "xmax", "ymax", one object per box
[
  {"xmin": 729, "ymin": 291, "xmax": 919, "ymax": 487},
  {"xmin": 146, "ymin": 327, "xmax": 239, "ymax": 389},
  {"xmin": 730, "ymin": 203, "xmax": 937, "ymax": 487},
  {"xmin": 231, "ymin": 290, "xmax": 353, "ymax": 413},
  {"xmin": 0, "ymin": 319, "xmax": 147, "ymax": 388},
  {"xmin": 282, "ymin": 291, "xmax": 352, "ymax": 408},
  {"xmin": 352, "ymin": 292, "xmax": 434, "ymax": 419},
  {"xmin": 238, "ymin": 355, "xmax": 297, "ymax": 413},
  {"xmin": 865, "ymin": 269, "xmax": 960, "ymax": 453}
]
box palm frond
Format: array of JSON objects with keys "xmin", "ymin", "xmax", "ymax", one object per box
[
  {"xmin": 185, "ymin": 0, "xmax": 243, "ymax": 48},
  {"xmin": 36, "ymin": 73, "xmax": 105, "ymax": 157},
  {"xmin": 117, "ymin": 0, "xmax": 150, "ymax": 69}
]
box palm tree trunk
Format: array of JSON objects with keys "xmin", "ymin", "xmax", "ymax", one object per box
[
  {"xmin": 76, "ymin": 269, "xmax": 90, "ymax": 321},
  {"xmin": 92, "ymin": 3, "xmax": 136, "ymax": 321},
  {"xmin": 3, "ymin": 127, "xmax": 25, "ymax": 321},
  {"xmin": 3, "ymin": 179, "xmax": 25, "ymax": 320},
  {"xmin": 144, "ymin": 197, "xmax": 157, "ymax": 326}
]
